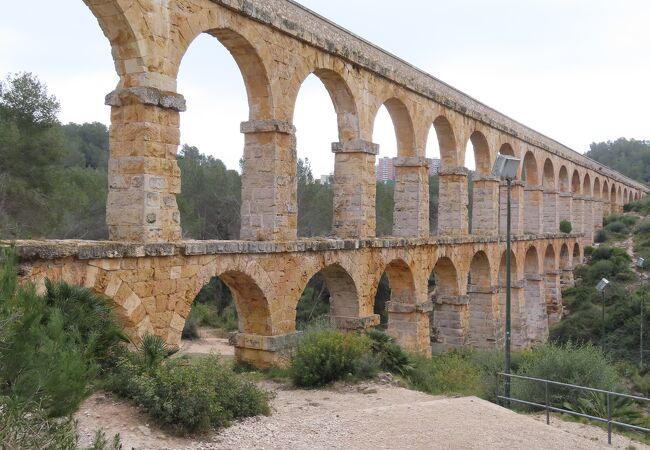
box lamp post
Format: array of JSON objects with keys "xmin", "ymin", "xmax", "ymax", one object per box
[
  {"xmin": 595, "ymin": 278, "xmax": 610, "ymax": 353},
  {"xmin": 492, "ymin": 154, "xmax": 520, "ymax": 404},
  {"xmin": 636, "ymin": 257, "xmax": 645, "ymax": 368}
]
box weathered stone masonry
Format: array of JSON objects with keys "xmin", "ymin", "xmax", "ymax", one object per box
[{"xmin": 5, "ymin": 0, "xmax": 648, "ymax": 367}]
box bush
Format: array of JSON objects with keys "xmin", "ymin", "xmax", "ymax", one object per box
[
  {"xmin": 559, "ymin": 220, "xmax": 572, "ymax": 233},
  {"xmin": 604, "ymin": 221, "xmax": 628, "ymax": 234},
  {"xmin": 584, "ymin": 246, "xmax": 595, "ymax": 256},
  {"xmin": 408, "ymin": 352, "xmax": 484, "ymax": 397},
  {"xmin": 635, "ymin": 220, "xmax": 650, "ymax": 236},
  {"xmin": 594, "ymin": 229, "xmax": 608, "ymax": 243},
  {"xmin": 0, "ymin": 397, "xmax": 77, "ymax": 449},
  {"xmin": 514, "ymin": 343, "xmax": 620, "ymax": 408},
  {"xmin": 182, "ymin": 302, "xmax": 238, "ymax": 340},
  {"xmin": 289, "ymin": 329, "xmax": 374, "ymax": 387},
  {"xmin": 366, "ymin": 329, "xmax": 412, "ymax": 376},
  {"xmin": 106, "ymin": 343, "xmax": 270, "ymax": 435},
  {"xmin": 0, "ymin": 248, "xmax": 127, "ymax": 417}
]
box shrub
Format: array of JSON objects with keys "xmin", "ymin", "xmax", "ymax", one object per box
[
  {"xmin": 635, "ymin": 220, "xmax": 650, "ymax": 236},
  {"xmin": 594, "ymin": 229, "xmax": 608, "ymax": 243},
  {"xmin": 366, "ymin": 329, "xmax": 412, "ymax": 376},
  {"xmin": 0, "ymin": 397, "xmax": 77, "ymax": 449},
  {"xmin": 289, "ymin": 329, "xmax": 374, "ymax": 387},
  {"xmin": 514, "ymin": 343, "xmax": 620, "ymax": 408},
  {"xmin": 559, "ymin": 220, "xmax": 572, "ymax": 233},
  {"xmin": 584, "ymin": 246, "xmax": 595, "ymax": 256},
  {"xmin": 604, "ymin": 220, "xmax": 628, "ymax": 234},
  {"xmin": 182, "ymin": 302, "xmax": 238, "ymax": 339},
  {"xmin": 408, "ymin": 352, "xmax": 484, "ymax": 397},
  {"xmin": 106, "ymin": 350, "xmax": 270, "ymax": 435}
]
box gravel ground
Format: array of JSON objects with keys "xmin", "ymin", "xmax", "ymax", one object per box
[{"xmin": 76, "ymin": 380, "xmax": 648, "ymax": 450}]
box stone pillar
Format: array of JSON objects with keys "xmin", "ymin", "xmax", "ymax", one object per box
[
  {"xmin": 437, "ymin": 167, "xmax": 469, "ymax": 236},
  {"xmin": 603, "ymin": 201, "xmax": 611, "ymax": 218},
  {"xmin": 499, "ymin": 181, "xmax": 524, "ymax": 235},
  {"xmin": 543, "ymin": 189, "xmax": 559, "ymax": 233},
  {"xmin": 393, "ymin": 157, "xmax": 430, "ymax": 238},
  {"xmin": 331, "ymin": 140, "xmax": 379, "ymax": 238},
  {"xmin": 582, "ymin": 198, "xmax": 594, "ymax": 243},
  {"xmin": 524, "ymin": 274, "xmax": 548, "ymax": 344},
  {"xmin": 593, "ymin": 199, "xmax": 603, "ymax": 231},
  {"xmin": 468, "ymin": 287, "xmax": 501, "ymax": 349},
  {"xmin": 561, "ymin": 268, "xmax": 575, "ymax": 289},
  {"xmin": 524, "ymin": 186, "xmax": 544, "ymax": 234},
  {"xmin": 240, "ymin": 120, "xmax": 297, "ymax": 241},
  {"xmin": 430, "ymin": 295, "xmax": 469, "ymax": 353},
  {"xmin": 387, "ymin": 301, "xmax": 433, "ymax": 355},
  {"xmin": 510, "ymin": 281, "xmax": 528, "ymax": 349},
  {"xmin": 471, "ymin": 175, "xmax": 500, "ymax": 235},
  {"xmin": 545, "ymin": 269, "xmax": 562, "ymax": 326},
  {"xmin": 572, "ymin": 195, "xmax": 584, "ymax": 233},
  {"xmin": 559, "ymin": 192, "xmax": 572, "ymax": 225},
  {"xmin": 233, "ymin": 332, "xmax": 302, "ymax": 369},
  {"xmin": 105, "ymin": 87, "xmax": 185, "ymax": 242}
]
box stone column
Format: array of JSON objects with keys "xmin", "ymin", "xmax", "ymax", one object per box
[
  {"xmin": 331, "ymin": 140, "xmax": 379, "ymax": 238},
  {"xmin": 593, "ymin": 199, "xmax": 603, "ymax": 231},
  {"xmin": 430, "ymin": 295, "xmax": 469, "ymax": 353},
  {"xmin": 582, "ymin": 198, "xmax": 594, "ymax": 243},
  {"xmin": 240, "ymin": 120, "xmax": 297, "ymax": 241},
  {"xmin": 393, "ymin": 157, "xmax": 430, "ymax": 238},
  {"xmin": 561, "ymin": 268, "xmax": 575, "ymax": 289},
  {"xmin": 387, "ymin": 301, "xmax": 433, "ymax": 355},
  {"xmin": 524, "ymin": 186, "xmax": 544, "ymax": 234},
  {"xmin": 510, "ymin": 281, "xmax": 528, "ymax": 350},
  {"xmin": 543, "ymin": 189, "xmax": 559, "ymax": 233},
  {"xmin": 559, "ymin": 192, "xmax": 573, "ymax": 226},
  {"xmin": 603, "ymin": 201, "xmax": 611, "ymax": 218},
  {"xmin": 468, "ymin": 287, "xmax": 501, "ymax": 349},
  {"xmin": 437, "ymin": 167, "xmax": 469, "ymax": 236},
  {"xmin": 105, "ymin": 87, "xmax": 185, "ymax": 242},
  {"xmin": 572, "ymin": 195, "xmax": 584, "ymax": 233},
  {"xmin": 524, "ymin": 274, "xmax": 548, "ymax": 344},
  {"xmin": 545, "ymin": 269, "xmax": 562, "ymax": 326},
  {"xmin": 499, "ymin": 181, "xmax": 524, "ymax": 235},
  {"xmin": 233, "ymin": 332, "xmax": 302, "ymax": 368},
  {"xmin": 471, "ymin": 174, "xmax": 500, "ymax": 235}
]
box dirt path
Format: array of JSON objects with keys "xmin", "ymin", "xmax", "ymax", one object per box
[{"xmin": 75, "ymin": 381, "xmax": 648, "ymax": 450}]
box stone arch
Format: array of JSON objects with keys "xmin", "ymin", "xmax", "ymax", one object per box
[
  {"xmin": 84, "ymin": 0, "xmax": 146, "ymax": 88},
  {"xmin": 559, "ymin": 243, "xmax": 572, "ymax": 289},
  {"xmin": 431, "ymin": 257, "xmax": 461, "ymax": 297},
  {"xmin": 432, "ymin": 115, "xmax": 459, "ymax": 169},
  {"xmin": 467, "ymin": 131, "xmax": 492, "ymax": 175},
  {"xmin": 558, "ymin": 166, "xmax": 570, "ymax": 192},
  {"xmin": 316, "ymin": 263, "xmax": 360, "ymax": 321},
  {"xmin": 498, "ymin": 250, "xmax": 519, "ymax": 286},
  {"xmin": 184, "ymin": 29, "xmax": 273, "ymax": 119},
  {"xmin": 559, "ymin": 244, "xmax": 570, "ymax": 270},
  {"xmin": 571, "ymin": 170, "xmax": 581, "ymax": 194},
  {"xmin": 467, "ymin": 251, "xmax": 498, "ymax": 348},
  {"xmin": 373, "ymin": 97, "xmax": 416, "ymax": 157},
  {"xmin": 593, "ymin": 177, "xmax": 601, "ymax": 199},
  {"xmin": 292, "ymin": 68, "xmax": 359, "ymax": 142},
  {"xmin": 544, "ymin": 244, "xmax": 557, "ymax": 272},
  {"xmin": 381, "ymin": 258, "xmax": 417, "ymax": 305},
  {"xmin": 522, "ymin": 151, "xmax": 539, "ymax": 185},
  {"xmin": 543, "ymin": 158, "xmax": 556, "ymax": 190},
  {"xmin": 610, "ymin": 183, "xmax": 617, "ymax": 208},
  {"xmin": 573, "ymin": 242, "xmax": 582, "ymax": 265},
  {"xmin": 543, "ymin": 244, "xmax": 561, "ymax": 324},
  {"xmin": 582, "ymin": 172, "xmax": 591, "ymax": 197},
  {"xmin": 499, "ymin": 143, "xmax": 516, "ymax": 157},
  {"xmin": 602, "ymin": 180, "xmax": 609, "ymax": 200},
  {"xmin": 217, "ymin": 270, "xmax": 272, "ymax": 335}
]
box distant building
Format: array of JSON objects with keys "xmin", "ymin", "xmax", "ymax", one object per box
[
  {"xmin": 375, "ymin": 157, "xmax": 441, "ymax": 182},
  {"xmin": 319, "ymin": 174, "xmax": 333, "ymax": 185}
]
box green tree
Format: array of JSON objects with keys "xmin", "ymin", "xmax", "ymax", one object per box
[
  {"xmin": 297, "ymin": 158, "xmax": 333, "ymax": 237},
  {"xmin": 586, "ymin": 138, "xmax": 650, "ymax": 184},
  {"xmin": 376, "ymin": 181, "xmax": 394, "ymax": 236}
]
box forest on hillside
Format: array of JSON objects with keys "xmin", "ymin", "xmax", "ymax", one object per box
[{"xmin": 587, "ymin": 138, "xmax": 650, "ymax": 184}]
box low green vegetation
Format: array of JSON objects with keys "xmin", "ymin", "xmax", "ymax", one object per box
[
  {"xmin": 0, "ymin": 248, "xmax": 271, "ymax": 445},
  {"xmin": 559, "ymin": 220, "xmax": 572, "ymax": 233},
  {"xmin": 105, "ymin": 335, "xmax": 270, "ymax": 435}
]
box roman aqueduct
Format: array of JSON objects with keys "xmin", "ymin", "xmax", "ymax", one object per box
[{"xmin": 10, "ymin": 0, "xmax": 648, "ymax": 367}]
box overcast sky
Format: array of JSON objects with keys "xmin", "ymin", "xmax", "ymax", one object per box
[{"xmin": 1, "ymin": 0, "xmax": 648, "ymax": 177}]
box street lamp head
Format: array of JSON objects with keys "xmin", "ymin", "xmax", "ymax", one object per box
[
  {"xmin": 595, "ymin": 278, "xmax": 610, "ymax": 292},
  {"xmin": 637, "ymin": 257, "xmax": 646, "ymax": 269},
  {"xmin": 492, "ymin": 154, "xmax": 521, "ymax": 180}
]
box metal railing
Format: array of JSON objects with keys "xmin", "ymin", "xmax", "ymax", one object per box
[{"xmin": 496, "ymin": 372, "xmax": 650, "ymax": 445}]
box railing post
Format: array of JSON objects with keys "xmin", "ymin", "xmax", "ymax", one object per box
[
  {"xmin": 545, "ymin": 380, "xmax": 550, "ymax": 425},
  {"xmin": 607, "ymin": 392, "xmax": 612, "ymax": 445},
  {"xmin": 495, "ymin": 372, "xmax": 500, "ymax": 407}
]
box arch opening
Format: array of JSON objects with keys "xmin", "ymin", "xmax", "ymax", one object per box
[{"xmin": 467, "ymin": 251, "xmax": 498, "ymax": 348}]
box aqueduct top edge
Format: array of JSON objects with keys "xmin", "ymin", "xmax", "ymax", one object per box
[{"xmin": 214, "ymin": 0, "xmax": 646, "ymax": 192}]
